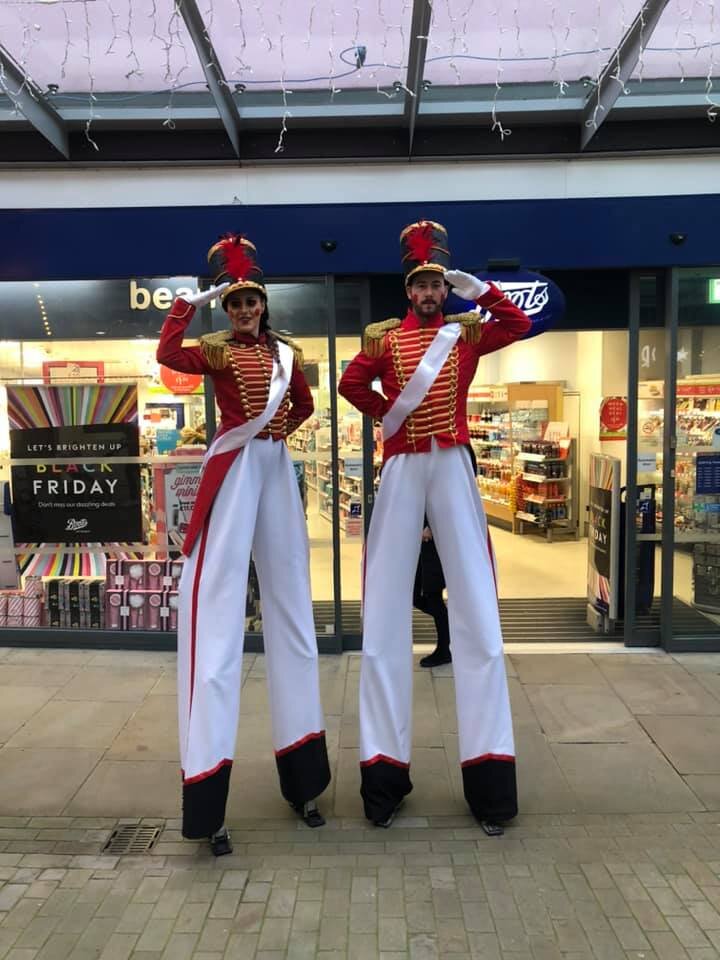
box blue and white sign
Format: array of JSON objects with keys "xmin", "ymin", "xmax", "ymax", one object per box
[{"xmin": 444, "ymin": 269, "xmax": 565, "ymax": 340}]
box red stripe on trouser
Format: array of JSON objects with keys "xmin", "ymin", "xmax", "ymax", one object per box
[
  {"xmin": 275, "ymin": 730, "xmax": 325, "ymax": 758},
  {"xmin": 182, "ymin": 757, "xmax": 233, "ymax": 785},
  {"xmin": 188, "ymin": 519, "xmax": 210, "ymax": 718},
  {"xmin": 461, "ymin": 753, "xmax": 515, "ymax": 768},
  {"xmin": 360, "ymin": 753, "xmax": 410, "ymax": 769}
]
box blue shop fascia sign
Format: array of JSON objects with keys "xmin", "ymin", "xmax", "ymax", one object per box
[{"xmin": 444, "ymin": 269, "xmax": 566, "ymax": 340}]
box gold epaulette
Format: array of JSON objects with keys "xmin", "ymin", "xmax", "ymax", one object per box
[
  {"xmin": 273, "ymin": 332, "xmax": 305, "ymax": 369},
  {"xmin": 362, "ymin": 318, "xmax": 401, "ymax": 358},
  {"xmin": 445, "ymin": 310, "xmax": 483, "ymax": 345},
  {"xmin": 199, "ymin": 330, "xmax": 233, "ymax": 369}
]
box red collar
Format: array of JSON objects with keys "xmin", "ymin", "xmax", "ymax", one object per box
[
  {"xmin": 401, "ymin": 308, "xmax": 444, "ymax": 331},
  {"xmin": 231, "ymin": 331, "xmax": 266, "ymax": 345}
]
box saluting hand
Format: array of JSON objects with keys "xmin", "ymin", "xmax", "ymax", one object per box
[
  {"xmin": 444, "ymin": 270, "xmax": 490, "ymax": 301},
  {"xmin": 183, "ymin": 282, "xmax": 230, "ymax": 308}
]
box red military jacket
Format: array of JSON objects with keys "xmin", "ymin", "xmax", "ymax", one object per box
[
  {"xmin": 338, "ymin": 282, "xmax": 531, "ymax": 463},
  {"xmin": 156, "ymin": 297, "xmax": 313, "ymax": 554}
]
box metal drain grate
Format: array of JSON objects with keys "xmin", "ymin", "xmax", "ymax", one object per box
[{"xmin": 103, "ymin": 824, "xmax": 161, "ymax": 855}]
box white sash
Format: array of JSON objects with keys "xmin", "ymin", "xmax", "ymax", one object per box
[
  {"xmin": 382, "ymin": 323, "xmax": 462, "ymax": 440},
  {"xmin": 202, "ymin": 340, "xmax": 294, "ymax": 467}
]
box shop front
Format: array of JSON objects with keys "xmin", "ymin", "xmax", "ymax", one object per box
[{"xmin": 1, "ymin": 265, "xmax": 720, "ymax": 651}]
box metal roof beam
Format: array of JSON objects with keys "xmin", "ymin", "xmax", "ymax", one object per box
[
  {"xmin": 404, "ymin": 0, "xmax": 433, "ymax": 155},
  {"xmin": 581, "ymin": 0, "xmax": 670, "ymax": 149},
  {"xmin": 0, "ymin": 44, "xmax": 69, "ymax": 157},
  {"xmin": 176, "ymin": 0, "xmax": 242, "ymax": 157}
]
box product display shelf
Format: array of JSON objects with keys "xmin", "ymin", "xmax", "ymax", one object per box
[
  {"xmin": 515, "ymin": 440, "xmax": 577, "ymax": 542},
  {"xmin": 640, "ymin": 383, "xmax": 720, "ymax": 613},
  {"xmin": 315, "ymin": 451, "xmax": 363, "ymax": 535},
  {"xmin": 287, "ymin": 424, "xmax": 314, "ymax": 455},
  {"xmin": 468, "ymin": 397, "xmax": 514, "ymax": 528}
]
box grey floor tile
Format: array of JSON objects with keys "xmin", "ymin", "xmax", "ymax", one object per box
[
  {"xmin": 64, "ymin": 760, "xmax": 180, "ymax": 818},
  {"xmin": 0, "ymin": 748, "xmax": 103, "ymax": 816},
  {"xmin": 639, "ymin": 717, "xmax": 720, "ymax": 775},
  {"xmin": 6, "ymin": 700, "xmax": 136, "ymax": 751},
  {"xmin": 525, "ymin": 685, "xmax": 649, "ymax": 744},
  {"xmin": 550, "ymin": 742, "xmax": 705, "ymax": 814},
  {"xmin": 595, "ymin": 663, "xmax": 720, "ymax": 716},
  {"xmin": 510, "ymin": 655, "xmax": 608, "ymax": 686}
]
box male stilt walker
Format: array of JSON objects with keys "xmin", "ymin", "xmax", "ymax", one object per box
[
  {"xmin": 157, "ymin": 234, "xmax": 331, "ymax": 854},
  {"xmin": 339, "ymin": 221, "xmax": 531, "ymax": 832}
]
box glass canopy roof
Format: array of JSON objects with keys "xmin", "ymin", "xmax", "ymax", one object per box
[{"xmin": 0, "ymin": 0, "xmax": 718, "ymax": 159}]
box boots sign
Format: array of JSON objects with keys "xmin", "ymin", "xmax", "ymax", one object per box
[{"xmin": 444, "ymin": 269, "xmax": 565, "ymax": 340}]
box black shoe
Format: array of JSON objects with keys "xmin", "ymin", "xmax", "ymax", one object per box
[
  {"xmin": 480, "ymin": 820, "xmax": 505, "ymax": 837},
  {"xmin": 374, "ymin": 799, "xmax": 404, "ymax": 829},
  {"xmin": 290, "ymin": 800, "xmax": 326, "ymax": 828},
  {"xmin": 419, "ymin": 649, "xmax": 452, "ymax": 668},
  {"xmin": 209, "ymin": 827, "xmax": 233, "ymax": 856}
]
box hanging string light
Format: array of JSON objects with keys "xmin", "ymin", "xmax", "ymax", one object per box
[
  {"xmin": 81, "ymin": 0, "xmax": 99, "ymax": 149},
  {"xmin": 490, "ymin": 3, "xmax": 512, "ymax": 141},
  {"xmin": 275, "ymin": 0, "xmax": 292, "ymax": 152},
  {"xmin": 124, "ymin": 0, "xmax": 143, "ymax": 80},
  {"xmin": 706, "ymin": 0, "xmax": 719, "ymax": 119}
]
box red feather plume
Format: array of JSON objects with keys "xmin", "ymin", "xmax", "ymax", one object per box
[
  {"xmin": 220, "ymin": 234, "xmax": 254, "ymax": 281},
  {"xmin": 405, "ymin": 222, "xmax": 434, "ymax": 263}
]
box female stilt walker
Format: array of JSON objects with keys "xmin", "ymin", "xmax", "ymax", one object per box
[{"xmin": 157, "ymin": 234, "xmax": 331, "ymax": 854}]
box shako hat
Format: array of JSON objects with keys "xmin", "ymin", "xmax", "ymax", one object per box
[
  {"xmin": 207, "ymin": 233, "xmax": 266, "ymax": 306},
  {"xmin": 400, "ymin": 220, "xmax": 451, "ymax": 283}
]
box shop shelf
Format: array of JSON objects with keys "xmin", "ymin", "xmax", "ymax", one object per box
[
  {"xmin": 524, "ymin": 494, "xmax": 567, "ymax": 504},
  {"xmin": 515, "ymin": 511, "xmax": 541, "ymax": 523},
  {"xmin": 516, "ymin": 452, "xmax": 564, "ymax": 463},
  {"xmin": 522, "ymin": 473, "xmax": 570, "ymax": 483}
]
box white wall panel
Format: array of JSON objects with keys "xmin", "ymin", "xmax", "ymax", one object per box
[{"xmin": 0, "ymin": 155, "xmax": 718, "ymax": 209}]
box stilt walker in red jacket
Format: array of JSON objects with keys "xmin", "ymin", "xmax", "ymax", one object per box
[
  {"xmin": 339, "ymin": 221, "xmax": 531, "ymax": 832},
  {"xmin": 157, "ymin": 234, "xmax": 331, "ymax": 854}
]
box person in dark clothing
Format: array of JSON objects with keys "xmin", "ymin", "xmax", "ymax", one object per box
[
  {"xmin": 413, "ymin": 445, "xmax": 476, "ymax": 668},
  {"xmin": 414, "ymin": 520, "xmax": 451, "ymax": 668}
]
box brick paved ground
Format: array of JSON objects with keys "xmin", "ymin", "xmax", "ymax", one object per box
[
  {"xmin": 1, "ymin": 646, "xmax": 720, "ymax": 957},
  {"xmin": 2, "ymin": 812, "xmax": 720, "ymax": 959}
]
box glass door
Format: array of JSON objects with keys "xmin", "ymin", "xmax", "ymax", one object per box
[
  {"xmin": 669, "ymin": 269, "xmax": 720, "ymax": 648},
  {"xmin": 625, "ymin": 268, "xmax": 720, "ymax": 650}
]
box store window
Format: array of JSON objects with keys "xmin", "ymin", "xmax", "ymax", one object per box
[{"xmin": 0, "ymin": 276, "xmax": 341, "ymax": 645}]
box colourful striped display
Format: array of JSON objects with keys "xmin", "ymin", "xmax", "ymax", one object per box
[
  {"xmin": 6, "ymin": 384, "xmax": 138, "ymax": 430},
  {"xmin": 17, "ymin": 546, "xmax": 144, "ymax": 578}
]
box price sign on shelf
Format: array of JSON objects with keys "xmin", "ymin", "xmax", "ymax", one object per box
[{"xmin": 544, "ymin": 422, "xmax": 569, "ymax": 442}]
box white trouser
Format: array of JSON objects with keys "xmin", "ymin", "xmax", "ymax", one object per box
[
  {"xmin": 359, "ymin": 442, "xmax": 516, "ymax": 820},
  {"xmin": 177, "ymin": 437, "xmax": 328, "ymax": 836}
]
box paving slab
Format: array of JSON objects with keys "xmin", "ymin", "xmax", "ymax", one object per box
[
  {"xmin": 57, "ymin": 667, "xmax": 159, "ymax": 703},
  {"xmin": 4, "ymin": 699, "xmax": 136, "ymax": 751},
  {"xmin": 684, "ymin": 776, "xmax": 720, "ymax": 811},
  {"xmin": 514, "ymin": 729, "xmax": 579, "ymax": 815},
  {"xmin": 639, "ymin": 716, "xmax": 720, "ymax": 775},
  {"xmin": 0, "ymin": 748, "xmax": 103, "ymax": 816},
  {"xmin": 594, "ymin": 662, "xmax": 720, "ymax": 716},
  {"xmin": 524, "ymin": 684, "xmax": 649, "ymax": 744},
  {"xmin": 105, "ymin": 696, "xmax": 178, "ymax": 761},
  {"xmin": 0, "ymin": 686, "xmax": 59, "ymax": 743},
  {"xmin": 510, "ymin": 654, "xmax": 609, "ymax": 686},
  {"xmin": 64, "ymin": 760, "xmax": 180, "ymax": 818},
  {"xmin": 550, "ymin": 741, "xmax": 706, "ymax": 814}
]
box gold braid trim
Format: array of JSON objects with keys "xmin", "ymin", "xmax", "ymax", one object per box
[
  {"xmin": 273, "ymin": 332, "xmax": 305, "ymax": 370},
  {"xmin": 362, "ymin": 318, "xmax": 401, "ymax": 358},
  {"xmin": 445, "ymin": 310, "xmax": 483, "ymax": 345},
  {"xmin": 199, "ymin": 330, "xmax": 233, "ymax": 370}
]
